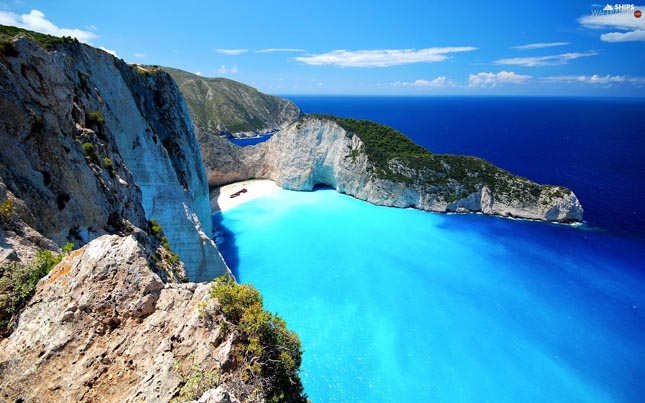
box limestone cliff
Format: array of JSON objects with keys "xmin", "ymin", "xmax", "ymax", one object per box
[
  {"xmin": 0, "ymin": 27, "xmax": 226, "ymax": 280},
  {"xmin": 163, "ymin": 67, "xmax": 303, "ymax": 138},
  {"xmin": 206, "ymin": 115, "xmax": 583, "ymax": 223}
]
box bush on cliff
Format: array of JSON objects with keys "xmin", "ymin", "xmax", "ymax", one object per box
[
  {"xmin": 0, "ymin": 249, "xmax": 62, "ymax": 337},
  {"xmin": 210, "ymin": 275, "xmax": 307, "ymax": 403}
]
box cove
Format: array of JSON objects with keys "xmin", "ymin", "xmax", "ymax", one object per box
[{"xmin": 215, "ymin": 187, "xmax": 645, "ymax": 402}]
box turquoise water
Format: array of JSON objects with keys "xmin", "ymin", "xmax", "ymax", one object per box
[{"xmin": 215, "ymin": 188, "xmax": 645, "ymax": 402}]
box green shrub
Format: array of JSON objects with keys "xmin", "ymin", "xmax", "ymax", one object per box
[
  {"xmin": 101, "ymin": 157, "xmax": 117, "ymax": 177},
  {"xmin": 0, "ymin": 249, "xmax": 63, "ymax": 336},
  {"xmin": 81, "ymin": 142, "xmax": 101, "ymax": 165},
  {"xmin": 86, "ymin": 111, "xmax": 105, "ymax": 125},
  {"xmin": 211, "ymin": 275, "xmax": 307, "ymax": 403},
  {"xmin": 0, "ymin": 198, "xmax": 15, "ymax": 225},
  {"xmin": 63, "ymin": 242, "xmax": 73, "ymax": 254}
]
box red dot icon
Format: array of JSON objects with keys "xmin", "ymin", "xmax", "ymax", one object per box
[{"xmin": 635, "ymin": 9, "xmax": 642, "ymax": 18}]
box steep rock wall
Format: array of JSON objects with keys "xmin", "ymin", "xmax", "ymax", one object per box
[
  {"xmin": 206, "ymin": 117, "xmax": 583, "ymax": 223},
  {"xmin": 0, "ymin": 36, "xmax": 226, "ymax": 280}
]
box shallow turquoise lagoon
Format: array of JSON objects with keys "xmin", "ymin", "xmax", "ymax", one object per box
[{"xmin": 215, "ymin": 188, "xmax": 645, "ymax": 402}]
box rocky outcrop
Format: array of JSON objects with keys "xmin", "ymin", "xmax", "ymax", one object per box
[
  {"xmin": 206, "ymin": 116, "xmax": 583, "ymax": 223},
  {"xmin": 163, "ymin": 67, "xmax": 303, "ymax": 138},
  {"xmin": 0, "ymin": 235, "xmax": 265, "ymax": 403},
  {"xmin": 0, "ymin": 30, "xmax": 226, "ymax": 280}
]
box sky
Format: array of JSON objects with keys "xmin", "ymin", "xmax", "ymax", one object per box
[{"xmin": 0, "ymin": 0, "xmax": 644, "ymax": 96}]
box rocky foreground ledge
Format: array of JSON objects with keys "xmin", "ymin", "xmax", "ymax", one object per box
[
  {"xmin": 203, "ymin": 115, "xmax": 583, "ymax": 223},
  {"xmin": 0, "ymin": 235, "xmax": 306, "ymax": 403}
]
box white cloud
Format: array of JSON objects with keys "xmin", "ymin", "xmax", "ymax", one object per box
[
  {"xmin": 579, "ymin": 7, "xmax": 645, "ymax": 42},
  {"xmin": 544, "ymin": 74, "xmax": 628, "ymax": 84},
  {"xmin": 195, "ymin": 71, "xmax": 202, "ymax": 76},
  {"xmin": 494, "ymin": 51, "xmax": 598, "ymax": 67},
  {"xmin": 600, "ymin": 30, "xmax": 645, "ymax": 42},
  {"xmin": 469, "ymin": 71, "xmax": 532, "ymax": 87},
  {"xmin": 394, "ymin": 77, "xmax": 455, "ymax": 88},
  {"xmin": 98, "ymin": 46, "xmax": 118, "ymax": 57},
  {"xmin": 133, "ymin": 52, "xmax": 146, "ymax": 58},
  {"xmin": 0, "ymin": 9, "xmax": 96, "ymax": 43},
  {"xmin": 511, "ymin": 42, "xmax": 571, "ymax": 50},
  {"xmin": 217, "ymin": 65, "xmax": 237, "ymax": 74},
  {"xmin": 295, "ymin": 47, "xmax": 477, "ymax": 67},
  {"xmin": 256, "ymin": 48, "xmax": 305, "ymax": 53},
  {"xmin": 215, "ymin": 48, "xmax": 248, "ymax": 55}
]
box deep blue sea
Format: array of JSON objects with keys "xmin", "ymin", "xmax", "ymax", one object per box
[{"xmin": 215, "ymin": 97, "xmax": 645, "ymax": 402}]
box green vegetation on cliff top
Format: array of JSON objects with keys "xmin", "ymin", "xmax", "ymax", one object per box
[
  {"xmin": 310, "ymin": 114, "xmax": 563, "ymax": 203},
  {"xmin": 0, "ymin": 24, "xmax": 77, "ymax": 50}
]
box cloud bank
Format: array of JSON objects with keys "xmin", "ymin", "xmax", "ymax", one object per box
[
  {"xmin": 511, "ymin": 42, "xmax": 570, "ymax": 50},
  {"xmin": 393, "ymin": 77, "xmax": 455, "ymax": 88},
  {"xmin": 494, "ymin": 51, "xmax": 598, "ymax": 67},
  {"xmin": 469, "ymin": 71, "xmax": 531, "ymax": 87},
  {"xmin": 215, "ymin": 48, "xmax": 249, "ymax": 55},
  {"xmin": 295, "ymin": 47, "xmax": 477, "ymax": 67},
  {"xmin": 544, "ymin": 74, "xmax": 627, "ymax": 84}
]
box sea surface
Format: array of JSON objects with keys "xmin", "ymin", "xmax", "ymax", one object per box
[{"xmin": 215, "ymin": 97, "xmax": 645, "ymax": 402}]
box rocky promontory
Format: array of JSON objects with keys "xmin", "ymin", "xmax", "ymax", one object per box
[
  {"xmin": 204, "ymin": 115, "xmax": 583, "ymax": 223},
  {"xmin": 163, "ymin": 67, "xmax": 303, "ymax": 139}
]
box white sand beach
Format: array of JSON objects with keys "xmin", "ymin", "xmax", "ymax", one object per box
[{"xmin": 211, "ymin": 179, "xmax": 280, "ymax": 213}]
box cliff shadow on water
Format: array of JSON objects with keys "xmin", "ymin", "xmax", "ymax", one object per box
[{"xmin": 210, "ymin": 187, "xmax": 241, "ymax": 280}]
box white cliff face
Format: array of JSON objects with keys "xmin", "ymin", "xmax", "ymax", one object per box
[
  {"xmin": 0, "ymin": 37, "xmax": 227, "ymax": 280},
  {"xmin": 206, "ymin": 117, "xmax": 583, "ymax": 223}
]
